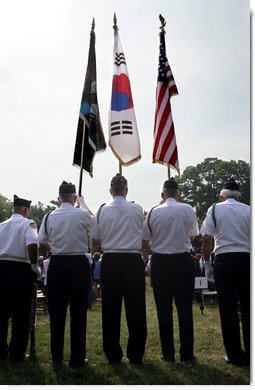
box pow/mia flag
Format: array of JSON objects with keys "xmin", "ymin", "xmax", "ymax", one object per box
[{"xmin": 73, "ymin": 19, "xmax": 106, "ymax": 177}]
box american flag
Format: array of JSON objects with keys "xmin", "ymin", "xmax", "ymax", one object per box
[{"xmin": 153, "ymin": 31, "xmax": 179, "ymax": 174}]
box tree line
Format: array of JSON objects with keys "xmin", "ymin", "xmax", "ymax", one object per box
[{"xmin": 0, "ymin": 157, "xmax": 250, "ymax": 227}]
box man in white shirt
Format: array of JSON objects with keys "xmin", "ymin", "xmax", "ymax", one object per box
[
  {"xmin": 200, "ymin": 178, "xmax": 250, "ymax": 366},
  {"xmin": 38, "ymin": 181, "xmax": 92, "ymax": 368},
  {"xmin": 142, "ymin": 178, "xmax": 199, "ymax": 363},
  {"xmin": 0, "ymin": 195, "xmax": 38, "ymax": 362},
  {"xmin": 91, "ymin": 174, "xmax": 147, "ymax": 364}
]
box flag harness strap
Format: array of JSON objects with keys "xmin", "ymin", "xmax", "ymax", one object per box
[
  {"xmin": 147, "ymin": 206, "xmax": 156, "ymax": 234},
  {"xmin": 212, "ymin": 203, "xmax": 217, "ymax": 228},
  {"xmin": 44, "ymin": 209, "xmax": 55, "ymax": 235},
  {"xmin": 97, "ymin": 203, "xmax": 106, "ymax": 224}
]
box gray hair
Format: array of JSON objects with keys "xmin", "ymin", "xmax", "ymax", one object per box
[
  {"xmin": 59, "ymin": 193, "xmax": 76, "ymax": 202},
  {"xmin": 220, "ymin": 189, "xmax": 241, "ymax": 201},
  {"xmin": 162, "ymin": 188, "xmax": 180, "ymax": 198},
  {"xmin": 13, "ymin": 206, "xmax": 28, "ymax": 213}
]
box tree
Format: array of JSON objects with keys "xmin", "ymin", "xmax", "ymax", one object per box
[
  {"xmin": 0, "ymin": 195, "xmax": 12, "ymax": 222},
  {"xmin": 0, "ymin": 195, "xmax": 54, "ymax": 226},
  {"xmin": 175, "ymin": 157, "xmax": 250, "ymax": 224},
  {"xmin": 29, "ymin": 202, "xmax": 54, "ymax": 229}
]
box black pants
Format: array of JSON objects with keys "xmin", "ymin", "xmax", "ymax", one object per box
[
  {"xmin": 101, "ymin": 253, "xmax": 147, "ymax": 363},
  {"xmin": 0, "ymin": 261, "xmax": 33, "ymax": 361},
  {"xmin": 151, "ymin": 252, "xmax": 195, "ymax": 361},
  {"xmin": 47, "ymin": 255, "xmax": 90, "ymax": 364},
  {"xmin": 214, "ymin": 252, "xmax": 250, "ymax": 363}
]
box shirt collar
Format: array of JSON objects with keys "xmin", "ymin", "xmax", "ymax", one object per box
[
  {"xmin": 165, "ymin": 198, "xmax": 177, "ymax": 204},
  {"xmin": 112, "ymin": 196, "xmax": 127, "ymax": 203},
  {"xmin": 11, "ymin": 214, "xmax": 25, "ymax": 219},
  {"xmin": 60, "ymin": 202, "xmax": 74, "ymax": 209},
  {"xmin": 223, "ymin": 198, "xmax": 239, "ymax": 204}
]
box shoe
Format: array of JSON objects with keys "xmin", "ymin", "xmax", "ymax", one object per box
[
  {"xmin": 224, "ymin": 355, "xmax": 244, "ymax": 366},
  {"xmin": 160, "ymin": 355, "xmax": 175, "ymax": 363},
  {"xmin": 180, "ymin": 356, "xmax": 197, "ymax": 363},
  {"xmin": 68, "ymin": 358, "xmax": 88, "ymax": 368},
  {"xmin": 52, "ymin": 360, "xmax": 63, "ymax": 369},
  {"xmin": 108, "ymin": 359, "xmax": 121, "ymax": 364},
  {"xmin": 129, "ymin": 359, "xmax": 143, "ymax": 365},
  {"xmin": 9, "ymin": 354, "xmax": 25, "ymax": 363}
]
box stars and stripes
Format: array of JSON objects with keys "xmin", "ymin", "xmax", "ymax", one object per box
[{"xmin": 153, "ymin": 31, "xmax": 180, "ymax": 174}]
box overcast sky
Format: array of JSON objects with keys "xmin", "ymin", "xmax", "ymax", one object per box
[{"xmin": 0, "ymin": 0, "xmax": 250, "ymax": 212}]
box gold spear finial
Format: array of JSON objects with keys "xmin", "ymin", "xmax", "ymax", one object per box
[
  {"xmin": 113, "ymin": 12, "xmax": 118, "ymax": 30},
  {"xmin": 91, "ymin": 17, "xmax": 95, "ymax": 31},
  {"xmin": 159, "ymin": 14, "xmax": 166, "ymax": 32}
]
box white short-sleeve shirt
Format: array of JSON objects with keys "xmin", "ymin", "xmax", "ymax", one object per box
[
  {"xmin": 38, "ymin": 202, "xmax": 92, "ymax": 255},
  {"xmin": 0, "ymin": 214, "xmax": 38, "ymax": 263},
  {"xmin": 91, "ymin": 196, "xmax": 144, "ymax": 252},
  {"xmin": 200, "ymin": 198, "xmax": 250, "ymax": 255},
  {"xmin": 142, "ymin": 198, "xmax": 199, "ymax": 254}
]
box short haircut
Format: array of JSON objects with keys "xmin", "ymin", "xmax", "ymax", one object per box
[
  {"xmin": 162, "ymin": 188, "xmax": 180, "ymax": 198},
  {"xmin": 59, "ymin": 193, "xmax": 76, "ymax": 202},
  {"xmin": 13, "ymin": 205, "xmax": 28, "ymax": 213},
  {"xmin": 220, "ymin": 189, "xmax": 241, "ymax": 200}
]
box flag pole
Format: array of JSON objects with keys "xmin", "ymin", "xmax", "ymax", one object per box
[
  {"xmin": 78, "ymin": 121, "xmax": 86, "ymax": 196},
  {"xmin": 78, "ymin": 18, "xmax": 95, "ymax": 196},
  {"xmin": 119, "ymin": 162, "xmax": 122, "ymax": 175},
  {"xmin": 113, "ymin": 12, "xmax": 122, "ymax": 176},
  {"xmin": 167, "ymin": 166, "xmax": 170, "ymax": 179},
  {"xmin": 113, "ymin": 12, "xmax": 117, "ymax": 30},
  {"xmin": 159, "ymin": 15, "xmax": 169, "ymax": 180}
]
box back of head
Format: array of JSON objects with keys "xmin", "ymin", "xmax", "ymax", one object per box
[
  {"xmin": 59, "ymin": 181, "xmax": 76, "ymax": 202},
  {"xmin": 162, "ymin": 177, "xmax": 179, "ymax": 198},
  {"xmin": 220, "ymin": 177, "xmax": 241, "ymax": 201},
  {"xmin": 110, "ymin": 173, "xmax": 128, "ymax": 196},
  {"xmin": 13, "ymin": 194, "xmax": 32, "ymax": 214}
]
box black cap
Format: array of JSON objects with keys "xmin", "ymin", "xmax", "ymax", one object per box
[
  {"xmin": 223, "ymin": 177, "xmax": 239, "ymax": 191},
  {"xmin": 13, "ymin": 195, "xmax": 32, "ymax": 208},
  {"xmin": 110, "ymin": 173, "xmax": 128, "ymax": 189},
  {"xmin": 162, "ymin": 177, "xmax": 178, "ymax": 190},
  {"xmin": 59, "ymin": 181, "xmax": 76, "ymax": 195}
]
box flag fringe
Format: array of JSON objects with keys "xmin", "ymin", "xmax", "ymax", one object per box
[
  {"xmin": 110, "ymin": 144, "xmax": 141, "ymax": 167},
  {"xmin": 152, "ymin": 159, "xmax": 180, "ymax": 175}
]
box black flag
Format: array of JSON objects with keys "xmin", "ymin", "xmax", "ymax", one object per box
[{"xmin": 73, "ymin": 19, "xmax": 106, "ymax": 177}]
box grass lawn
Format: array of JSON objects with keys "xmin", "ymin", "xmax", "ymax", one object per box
[{"xmin": 0, "ymin": 278, "xmax": 250, "ymax": 385}]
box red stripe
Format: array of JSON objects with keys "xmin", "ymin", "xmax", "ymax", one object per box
[
  {"xmin": 169, "ymin": 146, "xmax": 178, "ymax": 166},
  {"xmin": 153, "ymin": 94, "xmax": 170, "ymax": 157},
  {"xmin": 158, "ymin": 121, "xmax": 174, "ymax": 161}
]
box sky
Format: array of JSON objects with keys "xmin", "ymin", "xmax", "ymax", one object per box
[{"xmin": 0, "ymin": 0, "xmax": 250, "ymax": 213}]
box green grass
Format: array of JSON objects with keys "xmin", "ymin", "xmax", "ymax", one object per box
[{"xmin": 0, "ymin": 279, "xmax": 250, "ymax": 385}]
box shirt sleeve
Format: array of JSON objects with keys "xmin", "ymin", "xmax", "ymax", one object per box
[
  {"xmin": 38, "ymin": 214, "xmax": 49, "ymax": 244},
  {"xmin": 200, "ymin": 206, "xmax": 216, "ymax": 236},
  {"xmin": 91, "ymin": 214, "xmax": 100, "ymax": 239},
  {"xmin": 25, "ymin": 221, "xmax": 38, "ymax": 245},
  {"xmin": 142, "ymin": 214, "xmax": 152, "ymax": 241},
  {"xmin": 190, "ymin": 208, "xmax": 199, "ymax": 236}
]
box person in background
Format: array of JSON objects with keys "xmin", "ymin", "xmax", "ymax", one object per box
[
  {"xmin": 91, "ymin": 174, "xmax": 147, "ymax": 365},
  {"xmin": 0, "ymin": 195, "xmax": 39, "ymax": 362},
  {"xmin": 92, "ymin": 252, "xmax": 102, "ymax": 300},
  {"xmin": 38, "ymin": 181, "xmax": 93, "ymax": 368},
  {"xmin": 42, "ymin": 252, "xmax": 51, "ymax": 297},
  {"xmin": 142, "ymin": 178, "xmax": 199, "ymax": 363},
  {"xmin": 200, "ymin": 177, "xmax": 250, "ymax": 366}
]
